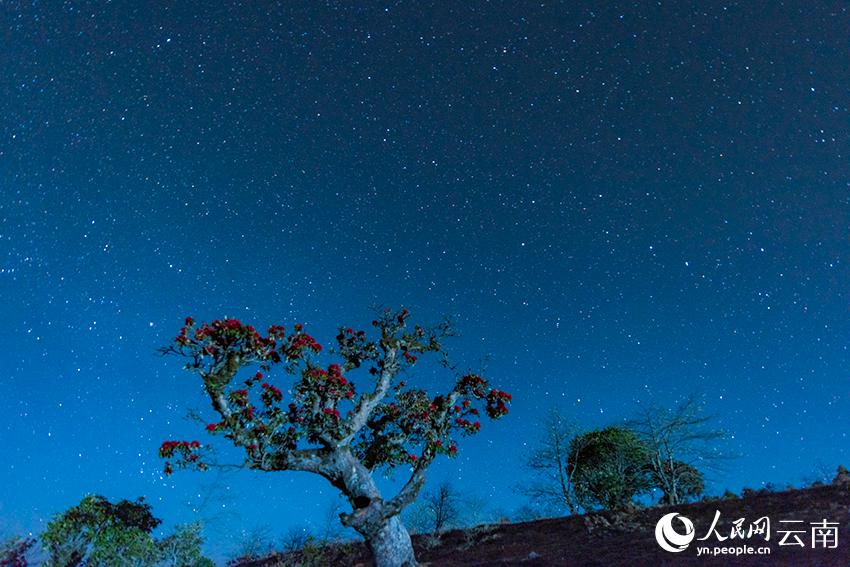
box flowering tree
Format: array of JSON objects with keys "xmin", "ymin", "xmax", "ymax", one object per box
[{"xmin": 159, "ymin": 308, "xmax": 511, "ymax": 567}]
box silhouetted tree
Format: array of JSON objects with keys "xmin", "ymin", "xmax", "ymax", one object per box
[
  {"xmin": 405, "ymin": 482, "xmax": 462, "ymax": 534},
  {"xmin": 229, "ymin": 524, "xmax": 274, "ymax": 564},
  {"xmin": 280, "ymin": 527, "xmax": 312, "ymax": 553},
  {"xmin": 650, "ymin": 460, "xmax": 705, "ymax": 505},
  {"xmin": 627, "ymin": 397, "xmax": 725, "ymax": 505},
  {"xmin": 159, "ymin": 308, "xmax": 511, "ymax": 567},
  {"xmin": 520, "ymin": 409, "xmax": 585, "ymax": 515}
]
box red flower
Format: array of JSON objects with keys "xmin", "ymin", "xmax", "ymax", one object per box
[
  {"xmin": 206, "ymin": 423, "xmax": 218, "ymax": 432},
  {"xmin": 185, "ymin": 316, "xmax": 194, "ymax": 326}
]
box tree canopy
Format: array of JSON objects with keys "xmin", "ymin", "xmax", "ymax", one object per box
[{"xmin": 159, "ymin": 308, "xmax": 511, "ymax": 567}]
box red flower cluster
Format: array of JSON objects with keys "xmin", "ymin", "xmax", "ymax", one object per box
[
  {"xmin": 159, "ymin": 440, "xmax": 207, "ymax": 475},
  {"xmin": 165, "ymin": 310, "xmax": 512, "ymax": 482},
  {"xmin": 454, "ymin": 417, "xmax": 482, "ymax": 434},
  {"xmin": 386, "ymin": 402, "xmax": 400, "ymax": 417},
  {"xmin": 229, "ymin": 389, "xmax": 249, "ymax": 406},
  {"xmin": 426, "ymin": 439, "xmax": 457, "ymax": 458},
  {"xmin": 290, "ymin": 333, "xmax": 323, "ymax": 353},
  {"xmin": 458, "ymin": 373, "xmax": 488, "ymax": 397},
  {"xmin": 322, "ymin": 407, "xmax": 341, "ymax": 419},
  {"xmin": 261, "ymin": 382, "xmax": 283, "ymax": 405},
  {"xmin": 303, "ymin": 363, "xmax": 356, "ymax": 402},
  {"xmin": 174, "ymin": 317, "xmax": 283, "ymax": 364},
  {"xmin": 159, "ymin": 440, "xmax": 201, "ymax": 458},
  {"xmin": 336, "ymin": 327, "xmax": 366, "ymax": 342},
  {"xmin": 486, "ymin": 389, "xmax": 512, "ymax": 418}
]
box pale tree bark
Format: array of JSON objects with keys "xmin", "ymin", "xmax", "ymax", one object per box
[
  {"xmin": 198, "ymin": 351, "xmax": 421, "ymax": 566},
  {"xmin": 332, "ymin": 449, "xmax": 420, "ymax": 567},
  {"xmin": 367, "ymin": 516, "xmax": 416, "ymax": 567}
]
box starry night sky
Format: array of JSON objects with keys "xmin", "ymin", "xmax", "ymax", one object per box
[{"xmin": 2, "ymin": 0, "xmax": 849, "ymax": 558}]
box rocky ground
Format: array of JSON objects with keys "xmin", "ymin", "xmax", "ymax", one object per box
[{"xmin": 238, "ymin": 476, "xmax": 850, "ymax": 566}]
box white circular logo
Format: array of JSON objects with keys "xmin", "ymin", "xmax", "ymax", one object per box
[{"xmin": 655, "ymin": 512, "xmax": 695, "ymax": 553}]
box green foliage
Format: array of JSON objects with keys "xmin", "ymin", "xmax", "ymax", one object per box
[
  {"xmin": 42, "ymin": 495, "xmax": 159, "ymax": 566},
  {"xmin": 568, "ymin": 426, "xmax": 652, "ymax": 510},
  {"xmin": 41, "ymin": 495, "xmax": 211, "ymax": 567}
]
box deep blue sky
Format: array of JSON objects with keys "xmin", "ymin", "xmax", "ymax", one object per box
[{"xmin": 2, "ymin": 0, "xmax": 849, "ymax": 559}]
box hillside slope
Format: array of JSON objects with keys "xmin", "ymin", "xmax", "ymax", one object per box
[{"xmin": 242, "ymin": 482, "xmax": 850, "ymax": 566}]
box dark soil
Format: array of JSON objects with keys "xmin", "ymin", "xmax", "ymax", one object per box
[{"xmin": 239, "ymin": 482, "xmax": 850, "ymax": 566}]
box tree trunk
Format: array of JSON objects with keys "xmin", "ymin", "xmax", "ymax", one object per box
[
  {"xmin": 367, "ymin": 515, "xmax": 417, "ymax": 567},
  {"xmin": 326, "ymin": 448, "xmax": 418, "ymax": 566}
]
